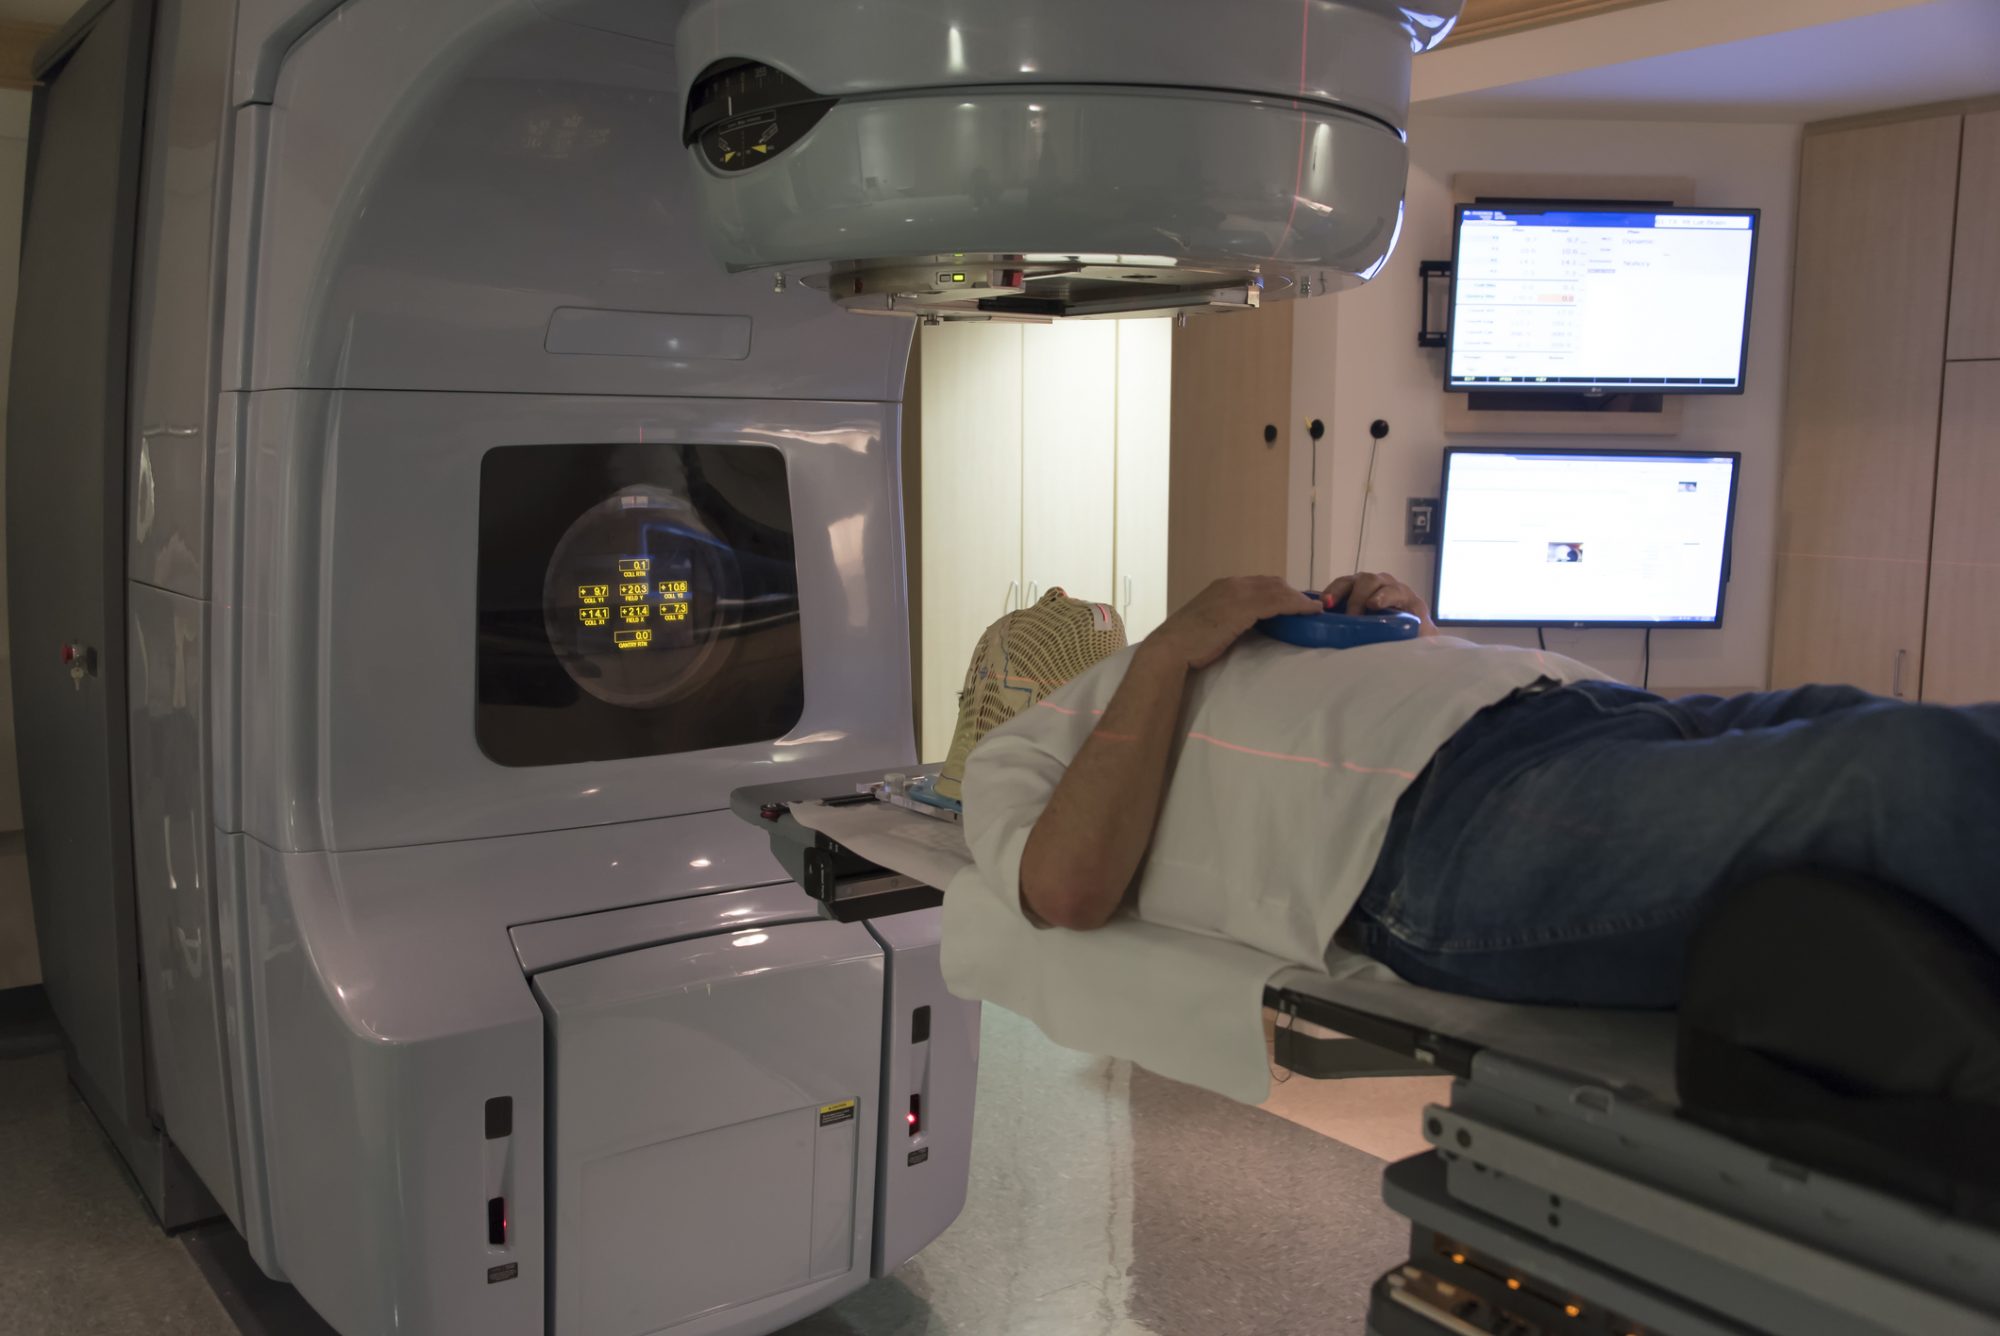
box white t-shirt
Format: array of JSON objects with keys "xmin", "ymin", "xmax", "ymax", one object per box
[{"xmin": 961, "ymin": 634, "xmax": 1602, "ymax": 968}]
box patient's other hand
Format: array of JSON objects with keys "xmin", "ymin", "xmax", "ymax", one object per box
[
  {"xmin": 1146, "ymin": 577, "xmax": 1320, "ymax": 670},
  {"xmin": 1323, "ymin": 572, "xmax": 1438, "ymax": 636}
]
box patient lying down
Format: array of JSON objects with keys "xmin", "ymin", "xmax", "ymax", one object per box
[{"xmin": 961, "ymin": 573, "xmax": 2000, "ymax": 1008}]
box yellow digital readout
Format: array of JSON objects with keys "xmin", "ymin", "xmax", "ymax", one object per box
[
  {"xmin": 659, "ymin": 580, "xmax": 690, "ymax": 596},
  {"xmin": 618, "ymin": 603, "xmax": 650, "ymax": 625},
  {"xmin": 618, "ymin": 582, "xmax": 649, "ymax": 603},
  {"xmin": 578, "ymin": 606, "xmax": 610, "ymax": 627},
  {"xmin": 660, "ymin": 604, "xmax": 690, "ymax": 623},
  {"xmin": 617, "ymin": 558, "xmax": 651, "ymax": 578},
  {"xmin": 577, "ymin": 584, "xmax": 610, "ymax": 605},
  {"xmin": 612, "ymin": 629, "xmax": 652, "ymax": 650}
]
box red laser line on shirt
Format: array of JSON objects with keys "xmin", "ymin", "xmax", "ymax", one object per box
[
  {"xmin": 1186, "ymin": 731, "xmax": 1418, "ymax": 780},
  {"xmin": 1037, "ymin": 702, "xmax": 1416, "ymax": 779}
]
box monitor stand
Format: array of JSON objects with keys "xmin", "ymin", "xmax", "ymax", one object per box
[{"xmin": 1465, "ymin": 391, "xmax": 1666, "ymax": 415}]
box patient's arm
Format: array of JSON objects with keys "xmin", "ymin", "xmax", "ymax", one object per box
[{"xmin": 1018, "ymin": 577, "xmax": 1318, "ymax": 930}]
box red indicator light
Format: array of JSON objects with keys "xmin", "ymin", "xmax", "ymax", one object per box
[{"xmin": 906, "ymin": 1112, "xmax": 918, "ymax": 1126}]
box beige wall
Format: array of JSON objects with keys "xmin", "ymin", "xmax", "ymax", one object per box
[
  {"xmin": 1, "ymin": 85, "xmax": 37, "ymax": 989},
  {"xmin": 1303, "ymin": 112, "xmax": 1803, "ymax": 693}
]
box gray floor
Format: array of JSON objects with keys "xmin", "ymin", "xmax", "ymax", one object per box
[
  {"xmin": 0, "ymin": 1051, "xmax": 236, "ymax": 1335},
  {"xmin": 3, "ymin": 1007, "xmax": 1409, "ymax": 1336}
]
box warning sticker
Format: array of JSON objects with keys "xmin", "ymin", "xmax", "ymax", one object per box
[{"xmin": 818, "ymin": 1099, "xmax": 857, "ymax": 1127}]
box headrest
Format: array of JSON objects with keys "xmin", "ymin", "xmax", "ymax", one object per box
[{"xmin": 934, "ymin": 589, "xmax": 1126, "ymax": 801}]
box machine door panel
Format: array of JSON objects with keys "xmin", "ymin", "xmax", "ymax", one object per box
[
  {"xmin": 868, "ymin": 906, "xmax": 980, "ymax": 1276},
  {"xmin": 534, "ymin": 916, "xmax": 885, "ymax": 1336},
  {"xmin": 5, "ymin": 0, "xmax": 155, "ymax": 1183}
]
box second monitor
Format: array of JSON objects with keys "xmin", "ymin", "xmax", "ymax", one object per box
[{"xmin": 1433, "ymin": 447, "xmax": 1742, "ymax": 629}]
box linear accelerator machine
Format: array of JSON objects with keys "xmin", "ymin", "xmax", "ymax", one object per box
[{"xmin": 6, "ymin": 1, "xmax": 1454, "ymax": 1333}]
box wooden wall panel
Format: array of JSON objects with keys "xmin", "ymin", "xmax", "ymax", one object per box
[
  {"xmin": 0, "ymin": 22, "xmax": 58, "ymax": 92},
  {"xmin": 1769, "ymin": 115, "xmax": 1962, "ymax": 691},
  {"xmin": 1168, "ymin": 304, "xmax": 1293, "ymax": 612}
]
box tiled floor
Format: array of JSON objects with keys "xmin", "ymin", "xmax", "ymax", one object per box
[
  {"xmin": 0, "ymin": 1052, "xmax": 235, "ymax": 1335},
  {"xmin": 4, "ymin": 1004, "xmax": 1434, "ymax": 1336}
]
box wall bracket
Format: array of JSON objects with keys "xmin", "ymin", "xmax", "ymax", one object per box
[{"xmin": 1418, "ymin": 259, "xmax": 1453, "ymax": 349}]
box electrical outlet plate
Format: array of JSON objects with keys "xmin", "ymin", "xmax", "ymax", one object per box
[{"xmin": 1406, "ymin": 497, "xmax": 1439, "ymax": 546}]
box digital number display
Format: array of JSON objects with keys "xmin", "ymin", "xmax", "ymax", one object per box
[
  {"xmin": 478, "ymin": 443, "xmax": 803, "ymax": 764},
  {"xmin": 552, "ymin": 551, "xmax": 701, "ymax": 658}
]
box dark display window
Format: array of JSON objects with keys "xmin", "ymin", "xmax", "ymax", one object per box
[{"xmin": 476, "ymin": 443, "xmax": 803, "ymax": 767}]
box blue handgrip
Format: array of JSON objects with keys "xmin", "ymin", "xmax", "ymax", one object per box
[{"xmin": 1258, "ymin": 596, "xmax": 1424, "ymax": 649}]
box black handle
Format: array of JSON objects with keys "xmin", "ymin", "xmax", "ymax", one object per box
[{"xmin": 1418, "ymin": 259, "xmax": 1452, "ymax": 349}]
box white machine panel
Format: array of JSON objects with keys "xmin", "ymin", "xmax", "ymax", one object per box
[
  {"xmin": 867, "ymin": 907, "xmax": 980, "ymax": 1277},
  {"xmin": 128, "ymin": 581, "xmax": 240, "ymax": 1220},
  {"xmin": 236, "ymin": 0, "xmax": 910, "ymax": 401},
  {"xmin": 231, "ymin": 389, "xmax": 913, "ymax": 853},
  {"xmin": 534, "ymin": 916, "xmax": 887, "ymax": 1336},
  {"xmin": 674, "ymin": 0, "xmax": 1459, "ymax": 312},
  {"xmin": 676, "ymin": 0, "xmax": 1440, "ymax": 128},
  {"xmin": 510, "ymin": 882, "xmax": 824, "ymax": 975}
]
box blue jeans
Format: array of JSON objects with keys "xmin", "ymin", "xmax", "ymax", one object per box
[{"xmin": 1344, "ymin": 680, "xmax": 2000, "ymax": 1007}]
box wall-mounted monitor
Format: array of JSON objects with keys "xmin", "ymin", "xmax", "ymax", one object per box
[
  {"xmin": 1445, "ymin": 203, "xmax": 1760, "ymax": 396},
  {"xmin": 1433, "ymin": 447, "xmax": 1742, "ymax": 629}
]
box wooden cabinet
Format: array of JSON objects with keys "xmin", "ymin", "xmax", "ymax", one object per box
[
  {"xmin": 915, "ymin": 320, "xmax": 1174, "ymax": 759},
  {"xmin": 1114, "ymin": 319, "xmax": 1174, "ymax": 638},
  {"xmin": 1922, "ymin": 361, "xmax": 2000, "ymax": 704},
  {"xmin": 1947, "ymin": 110, "xmax": 2000, "ymax": 361},
  {"xmin": 1167, "ymin": 302, "xmax": 1294, "ymax": 610},
  {"xmin": 1772, "ymin": 106, "xmax": 2000, "ymax": 703},
  {"xmin": 1771, "ymin": 115, "xmax": 1960, "ymax": 697},
  {"xmin": 1022, "ymin": 321, "xmax": 1118, "ymax": 608},
  {"xmin": 919, "ymin": 324, "xmax": 1026, "ymax": 760}
]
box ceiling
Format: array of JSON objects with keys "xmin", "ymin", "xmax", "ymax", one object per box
[{"xmin": 1422, "ymin": 0, "xmax": 2000, "ymax": 122}]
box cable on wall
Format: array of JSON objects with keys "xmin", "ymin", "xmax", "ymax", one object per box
[{"xmin": 1351, "ymin": 419, "xmax": 1390, "ymax": 575}]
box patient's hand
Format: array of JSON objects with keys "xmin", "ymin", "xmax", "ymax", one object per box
[
  {"xmin": 1144, "ymin": 577, "xmax": 1321, "ymax": 670},
  {"xmin": 1323, "ymin": 572, "xmax": 1438, "ymax": 636}
]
